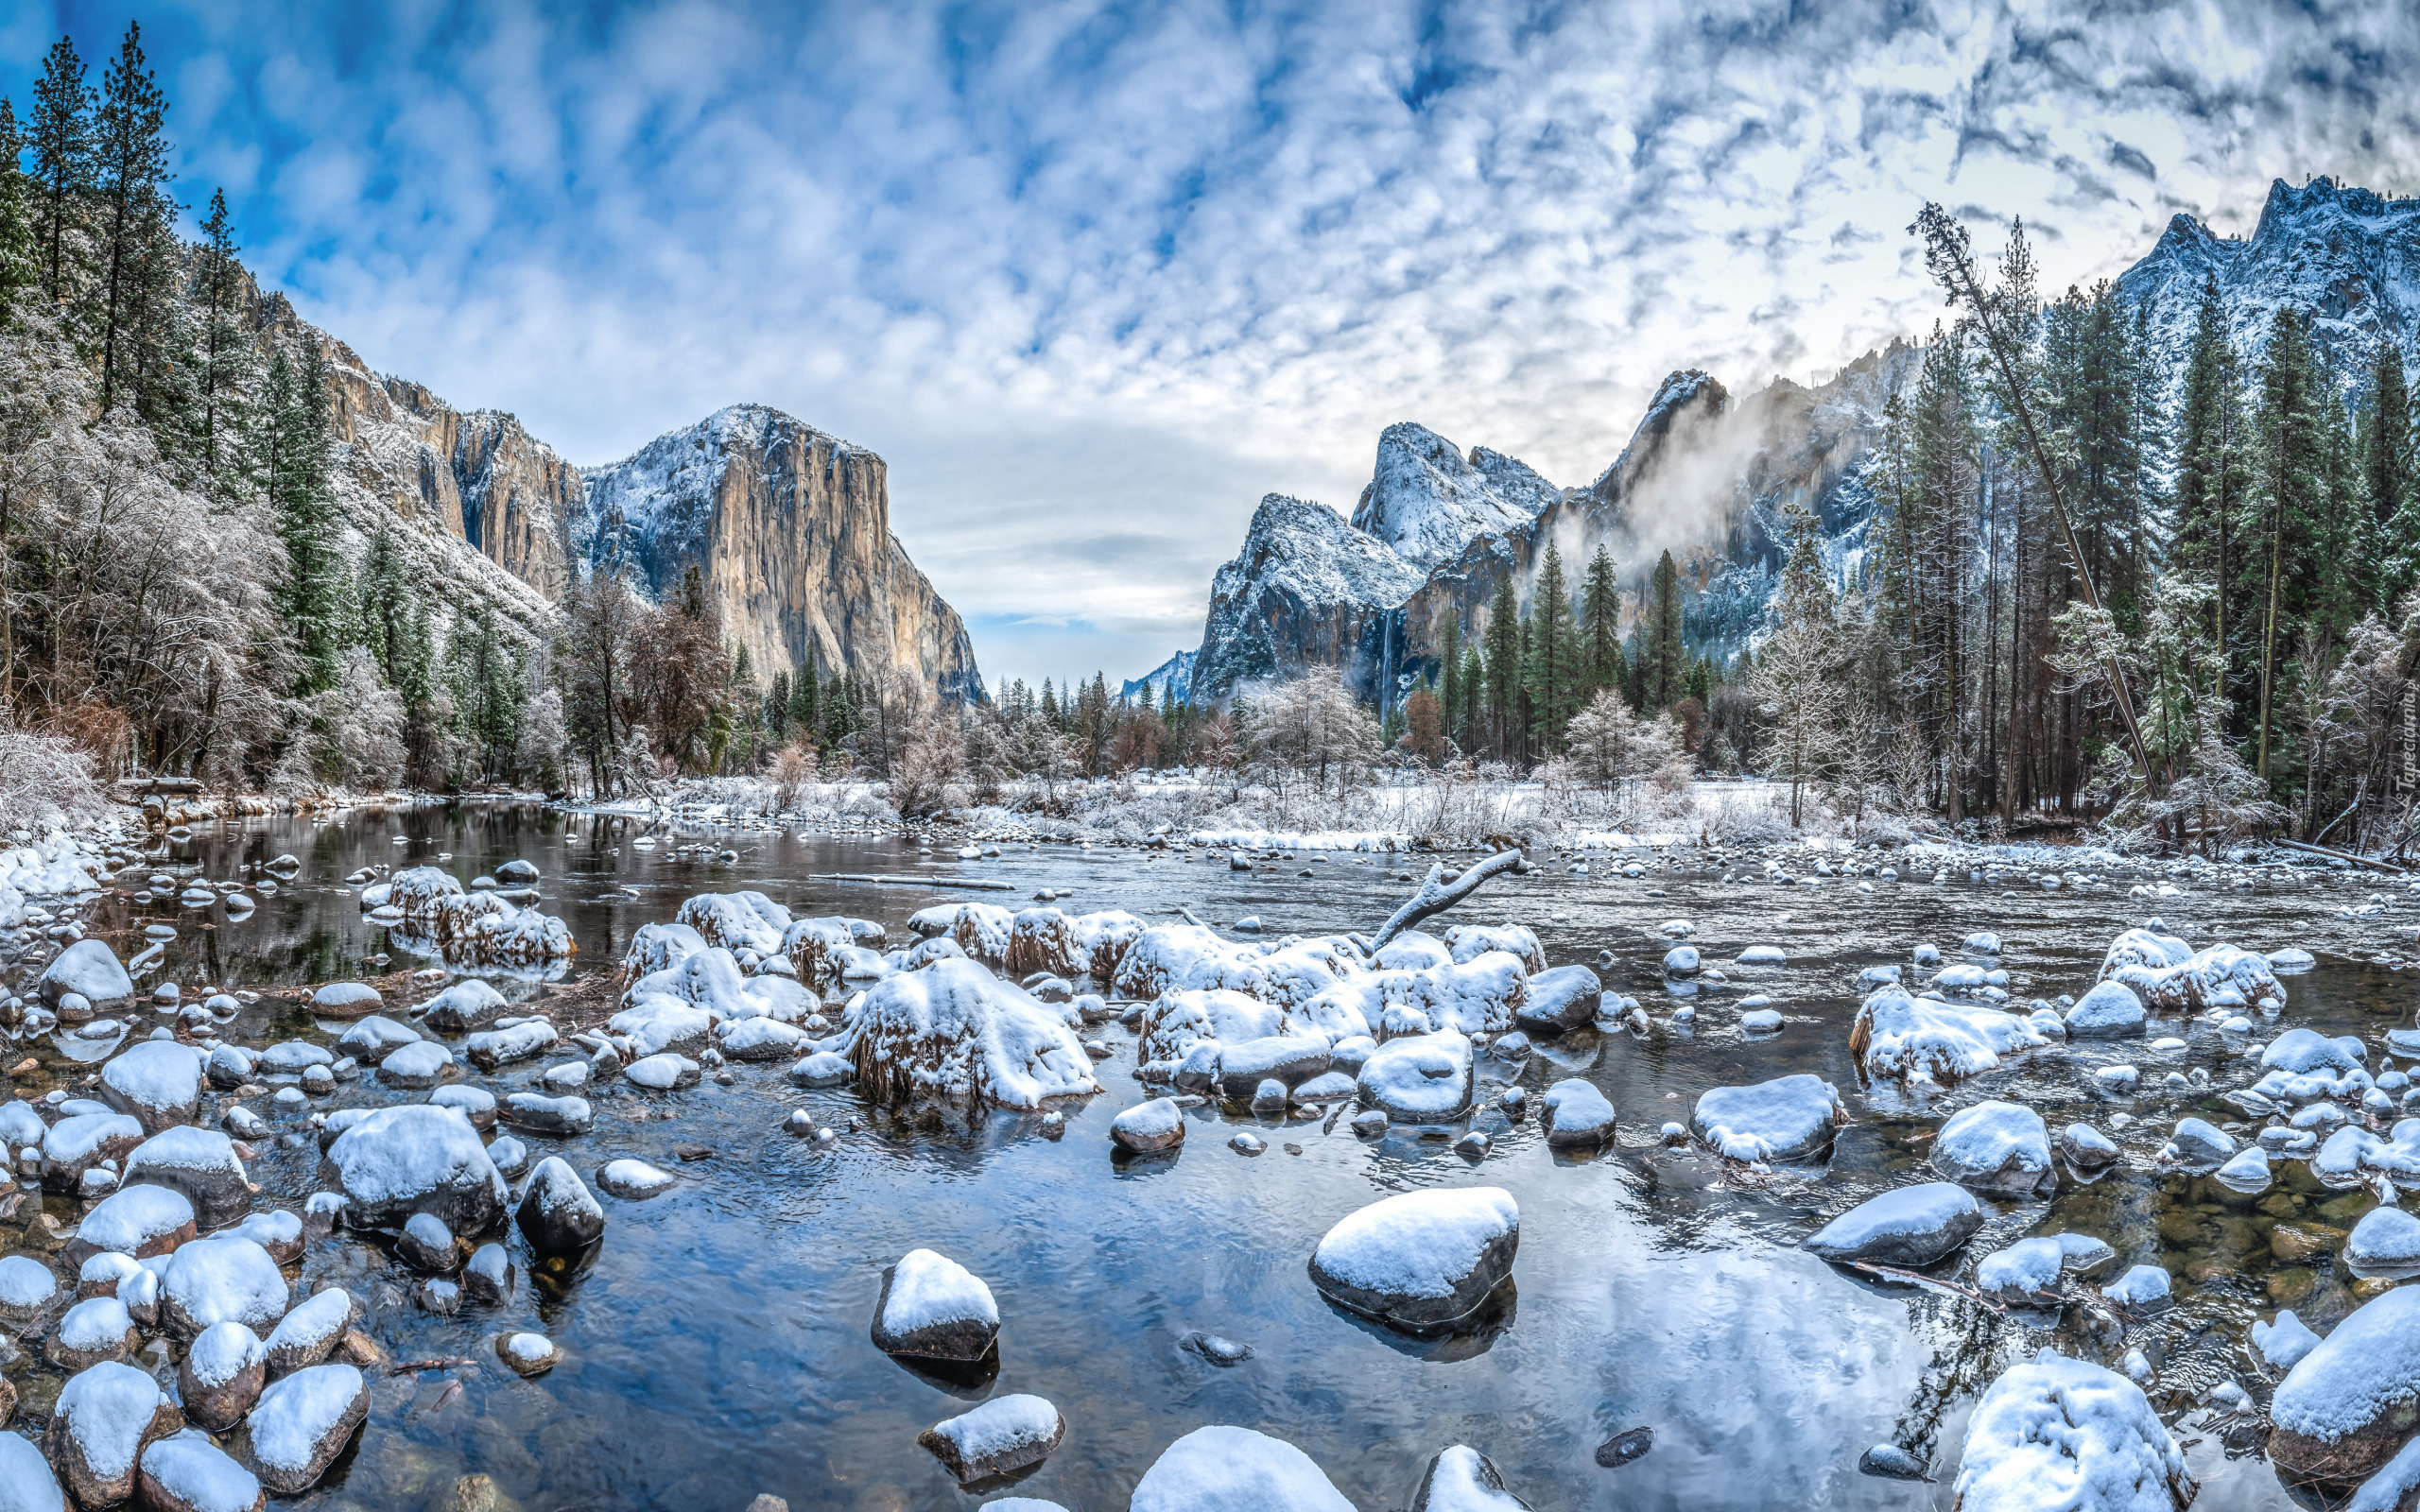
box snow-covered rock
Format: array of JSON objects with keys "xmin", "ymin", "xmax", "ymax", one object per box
[
  {"xmin": 872, "ymin": 1248, "xmax": 998, "ymax": 1362},
  {"xmin": 160, "ymin": 1234, "xmax": 286, "ymax": 1338},
  {"xmin": 69, "ymin": 1183, "xmax": 196, "ymax": 1263},
  {"xmin": 1952, "ymin": 1349, "xmax": 2190, "ymax": 1512},
  {"xmin": 847, "ymin": 959, "xmax": 1098, "ymax": 1108},
  {"xmin": 378, "ymin": 1040, "xmax": 451, "ymax": 1089},
  {"xmin": 43, "ymin": 1361, "xmax": 180, "ymax": 1508},
  {"xmin": 1931, "ymin": 1102, "xmax": 2054, "ymax": 1194},
  {"xmin": 178, "ymin": 1320, "xmax": 266, "ymax": 1432},
  {"xmin": 48, "ymin": 1296, "xmax": 139, "ymax": 1370},
  {"xmin": 483, "ymin": 1331, "xmax": 555, "ymax": 1378},
  {"xmin": 1306, "ymin": 1186, "xmax": 1517, "ymax": 1330},
  {"xmin": 625, "ymin": 1053, "xmax": 700, "ymax": 1091},
  {"xmin": 1111, "ymin": 1098, "xmax": 1185, "ymax": 1155},
  {"xmin": 1803, "ymin": 1183, "xmax": 1982, "ymax": 1265},
  {"xmin": 1539, "ymin": 1079, "xmax": 1616, "ymax": 1148},
  {"xmin": 2166, "ymin": 1117, "xmax": 2235, "ymax": 1168},
  {"xmin": 1850, "ymin": 985, "xmax": 2045, "ymax": 1085},
  {"xmin": 1690, "ymin": 1074, "xmax": 1845, "ymax": 1162},
  {"xmin": 515, "ymin": 1157, "xmax": 604, "ymax": 1257},
  {"xmin": 2066, "ymin": 981, "xmax": 2147, "ymax": 1039},
  {"xmin": 2105, "ymin": 1265, "xmax": 2171, "ymax": 1312},
  {"xmin": 2104, "ymin": 940, "xmax": 2281, "ymax": 1013},
  {"xmin": 1130, "ymin": 1425, "xmax": 1354, "ymax": 1512},
  {"xmin": 596, "ymin": 1159, "xmax": 675, "ymax": 1200},
  {"xmin": 38, "ymin": 939, "xmax": 133, "ymax": 1006},
  {"xmin": 2347, "ymin": 1207, "xmax": 2420, "ymax": 1279},
  {"xmin": 1409, "ymin": 1444, "xmax": 1531, "ymax": 1512},
  {"xmin": 464, "ymin": 1019, "xmax": 558, "ymax": 1070},
  {"xmin": 264, "ymin": 1288, "xmax": 354, "ymax": 1377},
  {"xmin": 1514, "ymin": 965, "xmax": 1600, "ymax": 1034},
  {"xmin": 1112, "ymin": 925, "xmax": 1360, "ymax": 1011},
  {"xmin": 917, "ymin": 1393, "xmax": 1065, "ymax": 1482},
  {"xmin": 138, "ymin": 1427, "xmax": 264, "ymax": 1512},
  {"xmin": 319, "ymin": 1104, "xmax": 508, "ymax": 1233},
  {"xmin": 2253, "ymin": 1310, "xmax": 2323, "ymax": 1373},
  {"xmin": 43, "ymin": 1111, "xmax": 145, "ymax": 1194},
  {"xmin": 0, "ymin": 1435, "xmax": 62, "ymax": 1512},
  {"xmin": 238, "ymin": 1363, "xmax": 368, "ymax": 1494},
  {"xmin": 96, "ymin": 1040, "xmax": 203, "ymax": 1132},
  {"xmin": 418, "ymin": 979, "xmax": 505, "ymax": 1032},
  {"xmin": 2272, "ymin": 1286, "xmax": 2420, "ymax": 1484},
  {"xmin": 1356, "ymin": 1032, "xmax": 1474, "ymax": 1122}
]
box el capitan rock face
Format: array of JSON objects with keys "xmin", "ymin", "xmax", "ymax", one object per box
[
  {"xmin": 578, "ymin": 405, "xmax": 981, "ymax": 702},
  {"xmin": 245, "ymin": 282, "xmax": 980, "ymax": 700}
]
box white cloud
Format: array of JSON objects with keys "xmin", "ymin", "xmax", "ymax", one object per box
[{"xmin": 8, "ymin": 0, "xmax": 2416, "ymax": 687}]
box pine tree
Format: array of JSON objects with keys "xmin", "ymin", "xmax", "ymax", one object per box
[
  {"xmin": 259, "ymin": 342, "xmax": 347, "ymax": 693},
  {"xmin": 0, "ymin": 100, "xmax": 34, "ymax": 328},
  {"xmin": 1481, "ymin": 573, "xmax": 1521, "ymax": 763},
  {"xmin": 792, "ymin": 659, "xmax": 822, "ymax": 750},
  {"xmin": 2250, "ymin": 306, "xmax": 2328, "ymax": 783},
  {"xmin": 91, "ymin": 23, "xmax": 169, "ymax": 416},
  {"xmin": 1641, "ymin": 550, "xmax": 1685, "ymax": 711},
  {"xmin": 1525, "ymin": 540, "xmax": 1580, "ymax": 748},
  {"xmin": 28, "ymin": 36, "xmax": 92, "ymax": 309},
  {"xmin": 194, "ymin": 189, "xmax": 254, "ymax": 491},
  {"xmin": 766, "ymin": 670, "xmax": 790, "ymax": 743},
  {"xmin": 358, "ymin": 526, "xmax": 412, "ymax": 681},
  {"xmin": 1457, "ymin": 641, "xmax": 1484, "ymax": 755},
  {"xmin": 1581, "ymin": 545, "xmax": 1623, "ymax": 694},
  {"xmin": 1751, "ymin": 502, "xmax": 1841, "ymax": 826},
  {"xmin": 2170, "ymin": 277, "xmax": 2252, "ymax": 715},
  {"xmin": 2361, "ymin": 341, "xmax": 2417, "ymax": 612}
]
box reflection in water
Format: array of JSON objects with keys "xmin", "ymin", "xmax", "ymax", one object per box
[{"xmin": 9, "ymin": 800, "xmax": 2408, "ymax": 1507}]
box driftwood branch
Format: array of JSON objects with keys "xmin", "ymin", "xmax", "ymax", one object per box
[
  {"xmin": 1371, "ymin": 850, "xmax": 1524, "ymax": 954},
  {"xmin": 1848, "ymin": 1261, "xmax": 2007, "ymax": 1313},
  {"xmin": 2274, "ymin": 838, "xmax": 2408, "ymax": 875}
]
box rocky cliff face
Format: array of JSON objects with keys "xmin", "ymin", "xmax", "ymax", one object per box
[
  {"xmin": 257, "ymin": 287, "xmax": 979, "ymax": 697},
  {"xmin": 577, "ymin": 406, "xmax": 981, "ymax": 700},
  {"xmin": 1350, "ymin": 422, "xmax": 1560, "ymax": 568},
  {"xmin": 1189, "ymin": 494, "xmax": 1428, "ymax": 700}
]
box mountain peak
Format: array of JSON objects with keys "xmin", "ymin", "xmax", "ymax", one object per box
[{"xmin": 1349, "ymin": 421, "xmax": 1558, "ymax": 569}]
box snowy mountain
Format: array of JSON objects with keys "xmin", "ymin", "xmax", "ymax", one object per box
[
  {"xmin": 1121, "ymin": 650, "xmax": 1196, "ymax": 707},
  {"xmin": 1189, "ymin": 494, "xmax": 1429, "ymax": 699},
  {"xmin": 301, "ymin": 304, "xmax": 982, "ymax": 700},
  {"xmin": 574, "ymin": 405, "xmax": 981, "ymax": 700},
  {"xmin": 1349, "ymin": 422, "xmax": 1561, "ymax": 568},
  {"xmin": 2116, "ymin": 177, "xmax": 2420, "ymax": 386}
]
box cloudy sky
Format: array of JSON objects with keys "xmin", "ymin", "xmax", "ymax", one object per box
[{"xmin": 7, "ymin": 1, "xmax": 2416, "ymax": 689}]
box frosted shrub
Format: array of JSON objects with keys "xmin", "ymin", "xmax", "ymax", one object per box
[{"xmin": 0, "ymin": 714, "xmax": 103, "ymax": 828}]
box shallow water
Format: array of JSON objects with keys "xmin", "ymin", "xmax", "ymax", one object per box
[{"xmin": 14, "ymin": 801, "xmax": 2420, "ymax": 1510}]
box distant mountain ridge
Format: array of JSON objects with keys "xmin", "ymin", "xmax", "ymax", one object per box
[{"xmin": 1155, "ymin": 175, "xmax": 2420, "ymax": 712}]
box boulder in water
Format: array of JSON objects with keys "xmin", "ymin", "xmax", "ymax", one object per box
[
  {"xmin": 1306, "ymin": 1187, "xmax": 1517, "ymax": 1331},
  {"xmin": 1803, "ymin": 1183, "xmax": 1981, "ymax": 1266},
  {"xmin": 1930, "ymin": 1101, "xmax": 2053, "ymax": 1195},
  {"xmin": 917, "ymin": 1393, "xmax": 1065, "ymax": 1482},
  {"xmin": 1953, "ymin": 1349, "xmax": 2189, "ymax": 1512},
  {"xmin": 871, "ymin": 1248, "xmax": 998, "ymax": 1362},
  {"xmin": 1131, "ymin": 1426, "xmax": 1353, "ymax": 1512}
]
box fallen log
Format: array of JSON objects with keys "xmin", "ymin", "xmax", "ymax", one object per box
[
  {"xmin": 1370, "ymin": 849, "xmax": 1524, "ymax": 953},
  {"xmin": 809, "ymin": 873, "xmax": 1018, "ymax": 892},
  {"xmin": 2274, "ymin": 839, "xmax": 2408, "ymax": 875}
]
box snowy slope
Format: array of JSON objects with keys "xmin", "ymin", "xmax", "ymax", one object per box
[{"xmin": 1350, "ymin": 423, "xmax": 1560, "ymax": 569}]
